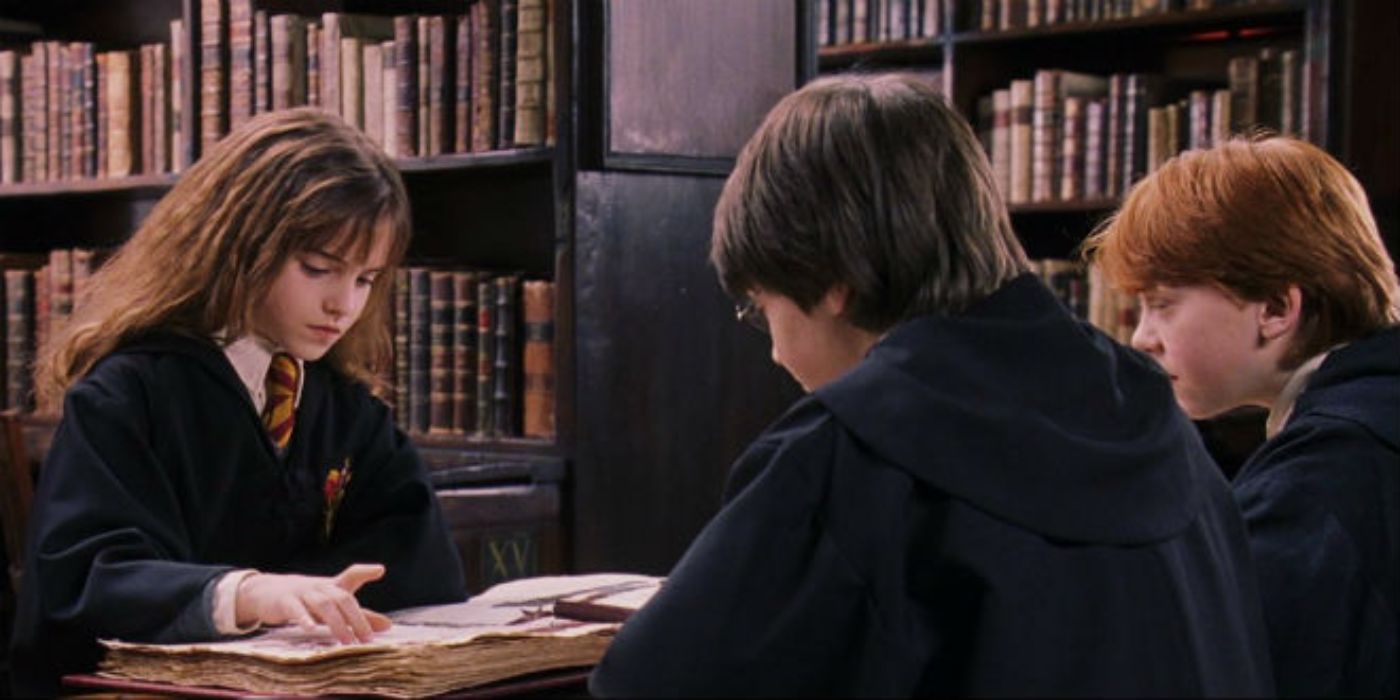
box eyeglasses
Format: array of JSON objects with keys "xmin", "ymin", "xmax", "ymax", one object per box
[{"xmin": 734, "ymin": 298, "xmax": 769, "ymax": 335}]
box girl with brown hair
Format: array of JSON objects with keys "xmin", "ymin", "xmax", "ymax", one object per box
[{"xmin": 10, "ymin": 107, "xmax": 465, "ymax": 695}]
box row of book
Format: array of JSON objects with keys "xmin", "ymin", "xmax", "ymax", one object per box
[
  {"xmin": 1, "ymin": 248, "xmax": 99, "ymax": 412},
  {"xmin": 0, "ymin": 0, "xmax": 554, "ymax": 186},
  {"xmin": 972, "ymin": 0, "xmax": 1265, "ymax": 33},
  {"xmin": 1030, "ymin": 258, "xmax": 1137, "ymax": 345},
  {"xmin": 199, "ymin": 0, "xmax": 553, "ymax": 160},
  {"xmin": 816, "ymin": 0, "xmax": 945, "ymax": 47},
  {"xmin": 393, "ymin": 268, "xmax": 555, "ymax": 441},
  {"xmin": 815, "ymin": 0, "xmax": 1269, "ymax": 45},
  {"xmin": 976, "ymin": 47, "xmax": 1303, "ymax": 205},
  {"xmin": 0, "ymin": 40, "xmax": 181, "ymax": 183}
]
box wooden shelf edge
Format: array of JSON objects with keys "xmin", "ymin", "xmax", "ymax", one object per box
[
  {"xmin": 817, "ymin": 36, "xmax": 945, "ymax": 68},
  {"xmin": 396, "ymin": 147, "xmax": 555, "ymax": 174},
  {"xmin": 0, "ymin": 173, "xmax": 179, "ymax": 198},
  {"xmin": 0, "ymin": 148, "xmax": 555, "ymax": 199},
  {"xmin": 949, "ymin": 0, "xmax": 1306, "ymax": 46}
]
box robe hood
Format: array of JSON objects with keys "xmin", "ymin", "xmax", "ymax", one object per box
[{"xmin": 815, "ymin": 274, "xmax": 1211, "ymax": 545}]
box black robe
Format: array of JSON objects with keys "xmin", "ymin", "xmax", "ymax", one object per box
[
  {"xmin": 9, "ymin": 333, "xmax": 465, "ymax": 695},
  {"xmin": 1233, "ymin": 326, "xmax": 1400, "ymax": 696},
  {"xmin": 591, "ymin": 274, "xmax": 1274, "ymax": 697}
]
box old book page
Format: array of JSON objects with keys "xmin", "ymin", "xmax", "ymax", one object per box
[{"xmin": 97, "ymin": 573, "xmax": 662, "ymax": 698}]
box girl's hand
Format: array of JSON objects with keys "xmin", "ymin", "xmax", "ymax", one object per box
[{"xmin": 234, "ymin": 563, "xmax": 393, "ymax": 643}]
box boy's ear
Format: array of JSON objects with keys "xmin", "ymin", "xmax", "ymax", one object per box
[
  {"xmin": 1258, "ymin": 284, "xmax": 1303, "ymax": 341},
  {"xmin": 819, "ymin": 284, "xmax": 851, "ymax": 318}
]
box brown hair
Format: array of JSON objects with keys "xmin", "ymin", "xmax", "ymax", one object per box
[
  {"xmin": 1085, "ymin": 136, "xmax": 1399, "ymax": 367},
  {"xmin": 37, "ymin": 107, "xmax": 412, "ymax": 406},
  {"xmin": 711, "ymin": 72, "xmax": 1028, "ymax": 331}
]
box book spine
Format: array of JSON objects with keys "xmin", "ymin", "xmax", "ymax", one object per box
[
  {"xmin": 170, "ymin": 18, "xmax": 187, "ymax": 172},
  {"xmin": 475, "ymin": 277, "xmax": 495, "ymax": 436},
  {"xmin": 0, "ymin": 50, "xmax": 17, "ymax": 183},
  {"xmin": 254, "ymin": 9, "xmax": 270, "ymax": 114},
  {"xmin": 3, "ymin": 270, "xmax": 32, "ymax": 411},
  {"xmin": 513, "ymin": 0, "xmax": 546, "ymax": 146},
  {"xmin": 95, "ymin": 52, "xmax": 108, "ymax": 179},
  {"xmin": 394, "ymin": 15, "xmax": 418, "ymax": 157},
  {"xmin": 1105, "ymin": 73, "xmax": 1124, "ymax": 198},
  {"xmin": 152, "ymin": 44, "xmax": 169, "ymax": 174},
  {"xmin": 427, "ymin": 15, "xmax": 447, "ymax": 156},
  {"xmin": 1008, "ymin": 78, "xmax": 1032, "ymax": 204},
  {"xmin": 492, "ymin": 275, "xmax": 518, "ymax": 437},
  {"xmin": 452, "ymin": 271, "xmax": 477, "ymax": 434},
  {"xmin": 472, "ymin": 0, "xmax": 500, "ymax": 152},
  {"xmin": 1227, "ymin": 55, "xmax": 1258, "ymax": 134},
  {"xmin": 497, "ymin": 0, "xmax": 517, "ymax": 149},
  {"xmin": 200, "ymin": 0, "xmax": 228, "ymax": 154},
  {"xmin": 1060, "ymin": 95, "xmax": 1083, "ymax": 201},
  {"xmin": 409, "ymin": 267, "xmax": 432, "ymax": 434},
  {"xmin": 393, "ymin": 268, "xmax": 410, "ymax": 430},
  {"xmin": 340, "ymin": 37, "xmax": 363, "ymax": 129},
  {"xmin": 521, "ymin": 280, "xmax": 555, "ymax": 439},
  {"xmin": 428, "ymin": 270, "xmax": 455, "ymax": 434},
  {"xmin": 19, "ymin": 51, "xmax": 36, "ymax": 182},
  {"xmin": 364, "ymin": 43, "xmax": 384, "ymax": 145},
  {"xmin": 46, "ymin": 42, "xmax": 63, "ymax": 180},
  {"xmin": 321, "ymin": 13, "xmax": 342, "ymax": 117},
  {"xmin": 991, "ymin": 88, "xmax": 1011, "ymax": 200},
  {"xmin": 229, "ymin": 0, "xmax": 253, "ymax": 130},
  {"xmin": 1279, "ymin": 48, "xmax": 1300, "ymax": 137},
  {"xmin": 270, "ymin": 14, "xmax": 291, "ymax": 110},
  {"xmin": 455, "ymin": 14, "xmax": 472, "ymax": 154},
  {"xmin": 417, "ymin": 16, "xmax": 431, "ymax": 156},
  {"xmin": 78, "ymin": 44, "xmax": 96, "ymax": 178},
  {"xmin": 107, "ymin": 50, "xmax": 134, "ymax": 178},
  {"xmin": 1031, "ymin": 69, "xmax": 1059, "ymax": 203},
  {"xmin": 1084, "ymin": 97, "xmax": 1104, "ymax": 200},
  {"xmin": 140, "ymin": 45, "xmax": 154, "ymax": 174},
  {"xmin": 306, "ymin": 21, "xmax": 320, "ymax": 108},
  {"xmin": 380, "ymin": 41, "xmax": 396, "ymax": 153}
]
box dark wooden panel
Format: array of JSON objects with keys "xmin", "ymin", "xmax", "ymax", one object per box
[
  {"xmin": 605, "ymin": 0, "xmax": 796, "ymax": 161},
  {"xmin": 438, "ymin": 484, "xmax": 563, "ymax": 594},
  {"xmin": 404, "ymin": 165, "xmax": 556, "ymax": 276},
  {"xmin": 572, "ymin": 171, "xmax": 802, "ymax": 575}
]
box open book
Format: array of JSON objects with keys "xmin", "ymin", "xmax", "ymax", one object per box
[{"xmin": 95, "ymin": 573, "xmax": 662, "ymax": 698}]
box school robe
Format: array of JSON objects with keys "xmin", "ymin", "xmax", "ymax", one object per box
[
  {"xmin": 1233, "ymin": 325, "xmax": 1400, "ymax": 696},
  {"xmin": 9, "ymin": 332, "xmax": 466, "ymax": 695},
  {"xmin": 591, "ymin": 274, "xmax": 1274, "ymax": 697}
]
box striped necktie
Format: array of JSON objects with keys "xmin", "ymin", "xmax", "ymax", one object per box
[{"xmin": 263, "ymin": 352, "xmax": 298, "ymax": 451}]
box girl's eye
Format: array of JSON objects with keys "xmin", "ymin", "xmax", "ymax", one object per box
[
  {"xmin": 300, "ymin": 261, "xmax": 330, "ymax": 277},
  {"xmin": 355, "ymin": 275, "xmax": 376, "ymax": 288}
]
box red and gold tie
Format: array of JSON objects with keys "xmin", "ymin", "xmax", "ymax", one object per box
[{"xmin": 263, "ymin": 352, "xmax": 298, "ymax": 451}]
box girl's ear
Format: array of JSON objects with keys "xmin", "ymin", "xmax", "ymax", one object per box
[{"xmin": 1258, "ymin": 284, "xmax": 1303, "ymax": 341}]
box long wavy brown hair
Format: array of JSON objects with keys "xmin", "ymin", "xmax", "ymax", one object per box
[{"xmin": 38, "ymin": 107, "xmax": 412, "ymax": 407}]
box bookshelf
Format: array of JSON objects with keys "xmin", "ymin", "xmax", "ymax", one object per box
[
  {"xmin": 812, "ymin": 0, "xmax": 1399, "ymax": 472},
  {"xmin": 0, "ymin": 0, "xmax": 577, "ymax": 596}
]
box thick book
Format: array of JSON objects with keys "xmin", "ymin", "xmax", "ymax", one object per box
[
  {"xmin": 471, "ymin": 0, "xmax": 500, "ymax": 152},
  {"xmin": 228, "ymin": 0, "xmax": 254, "ymax": 130},
  {"xmin": 454, "ymin": 14, "xmax": 473, "ymax": 153},
  {"xmin": 393, "ymin": 15, "xmax": 418, "ymax": 157},
  {"xmin": 393, "ymin": 268, "xmax": 410, "ymax": 430},
  {"xmin": 521, "ymin": 280, "xmax": 554, "ymax": 439},
  {"xmin": 269, "ymin": 14, "xmax": 308, "ymax": 111},
  {"xmin": 408, "ymin": 266, "xmax": 432, "ymax": 434},
  {"xmin": 254, "ymin": 9, "xmax": 270, "ymax": 115},
  {"xmin": 513, "ymin": 0, "xmax": 546, "ymax": 145},
  {"xmin": 497, "ymin": 0, "xmax": 517, "ymax": 149},
  {"xmin": 199, "ymin": 0, "xmax": 227, "ymax": 154},
  {"xmin": 475, "ymin": 276, "xmax": 496, "ymax": 436},
  {"xmin": 428, "ymin": 269, "xmax": 455, "ymax": 434},
  {"xmin": 0, "ymin": 50, "xmax": 17, "ymax": 183},
  {"xmin": 492, "ymin": 275, "xmax": 519, "ymax": 437},
  {"xmin": 95, "ymin": 574, "xmax": 662, "ymax": 699},
  {"xmin": 451, "ymin": 271, "xmax": 478, "ymax": 434},
  {"xmin": 170, "ymin": 18, "xmax": 188, "ymax": 172},
  {"xmin": 3, "ymin": 268, "xmax": 34, "ymax": 410}
]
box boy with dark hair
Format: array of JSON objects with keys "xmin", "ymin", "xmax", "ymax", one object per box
[
  {"xmin": 1087, "ymin": 136, "xmax": 1399, "ymax": 696},
  {"xmin": 590, "ymin": 73, "xmax": 1273, "ymax": 697}
]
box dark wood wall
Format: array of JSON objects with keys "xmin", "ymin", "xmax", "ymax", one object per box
[{"xmin": 569, "ymin": 0, "xmax": 802, "ymax": 575}]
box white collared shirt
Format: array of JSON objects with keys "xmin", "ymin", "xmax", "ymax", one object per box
[
  {"xmin": 221, "ymin": 335, "xmax": 305, "ymax": 415},
  {"xmin": 1266, "ymin": 350, "xmax": 1332, "ymax": 439}
]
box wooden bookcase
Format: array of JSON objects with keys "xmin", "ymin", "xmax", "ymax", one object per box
[
  {"xmin": 0, "ymin": 0, "xmax": 577, "ymax": 596},
  {"xmin": 813, "ymin": 0, "xmax": 1398, "ymax": 473}
]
